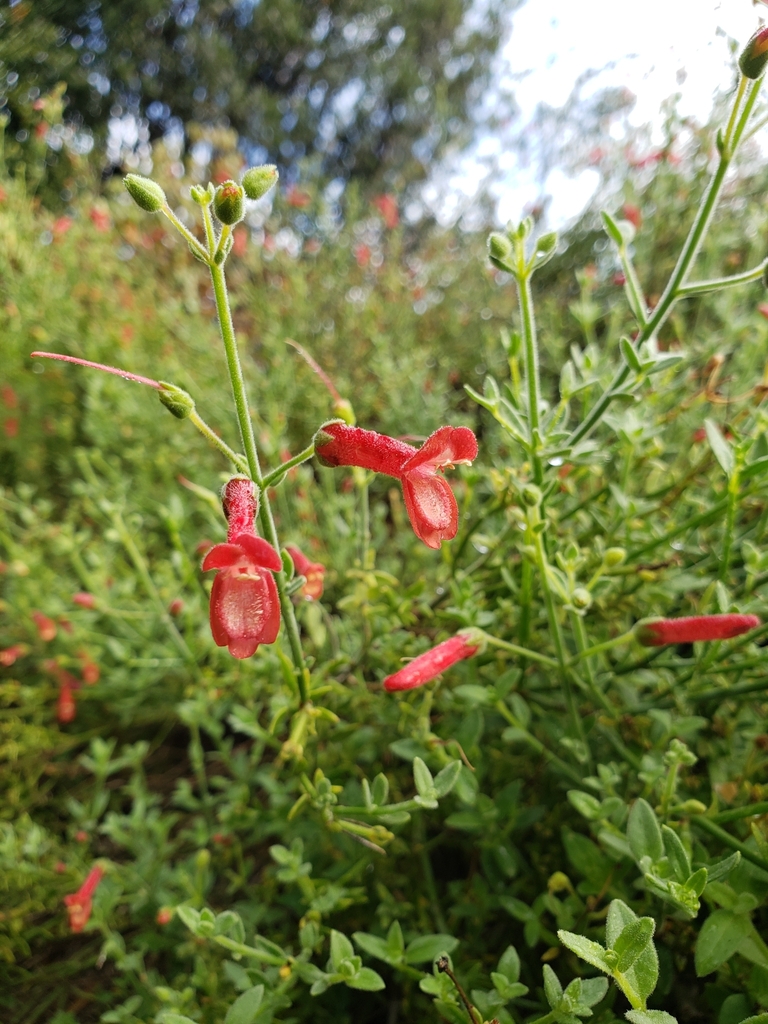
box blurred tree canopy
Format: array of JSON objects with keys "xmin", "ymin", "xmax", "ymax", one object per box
[{"xmin": 0, "ymin": 0, "xmax": 514, "ymax": 187}]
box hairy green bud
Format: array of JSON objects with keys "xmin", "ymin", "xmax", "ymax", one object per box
[
  {"xmin": 521, "ymin": 484, "xmax": 542, "ymax": 507},
  {"xmin": 242, "ymin": 165, "xmax": 279, "ymax": 201},
  {"xmin": 123, "ymin": 174, "xmax": 166, "ymax": 213},
  {"xmin": 604, "ymin": 547, "xmax": 626, "ymax": 568},
  {"xmin": 190, "ymin": 183, "xmax": 215, "ymax": 206},
  {"xmin": 488, "ymin": 232, "xmax": 513, "ymax": 266},
  {"xmin": 213, "ymin": 181, "xmax": 245, "ymax": 225},
  {"xmin": 571, "ymin": 587, "xmax": 592, "ymax": 611},
  {"xmin": 158, "ymin": 383, "xmax": 195, "ymax": 419},
  {"xmin": 739, "ymin": 28, "xmax": 768, "ymax": 80}
]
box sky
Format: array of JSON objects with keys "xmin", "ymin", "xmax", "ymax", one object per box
[{"xmin": 431, "ymin": 0, "xmax": 766, "ymax": 229}]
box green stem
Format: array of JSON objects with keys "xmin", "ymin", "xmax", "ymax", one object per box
[
  {"xmin": 692, "ymin": 815, "xmax": 768, "ymax": 873},
  {"xmin": 480, "ymin": 631, "xmax": 559, "ymax": 668},
  {"xmin": 568, "ymin": 76, "xmax": 761, "ymax": 450},
  {"xmin": 712, "ymin": 802, "xmax": 768, "ymax": 825},
  {"xmin": 494, "ymin": 700, "xmax": 585, "ymax": 785},
  {"xmin": 414, "ymin": 815, "xmax": 448, "ymax": 934},
  {"xmin": 188, "ymin": 410, "xmax": 248, "ymax": 471},
  {"xmin": 201, "ymin": 201, "xmax": 216, "ymax": 255},
  {"xmin": 619, "ymin": 245, "xmax": 648, "ymax": 326},
  {"xmin": 720, "ymin": 469, "xmax": 740, "ymax": 583},
  {"xmin": 208, "ymin": 261, "xmax": 309, "ymax": 703},
  {"xmin": 570, "ymin": 613, "xmax": 613, "ymax": 713},
  {"xmin": 261, "ymin": 444, "xmax": 315, "ymax": 487},
  {"xmin": 519, "ymin": 557, "xmax": 533, "ymax": 645},
  {"xmin": 530, "ymin": 518, "xmax": 588, "ymax": 760},
  {"xmin": 517, "ymin": 268, "xmax": 544, "ymax": 485},
  {"xmin": 161, "ymin": 204, "xmax": 209, "ymax": 262},
  {"xmin": 678, "ymin": 260, "xmax": 768, "ymax": 297},
  {"xmin": 570, "ymin": 630, "xmax": 636, "ymax": 664}
]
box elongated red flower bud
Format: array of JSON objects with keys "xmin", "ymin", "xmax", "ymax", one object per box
[
  {"xmin": 383, "ymin": 632, "xmax": 481, "ymax": 692},
  {"xmin": 314, "ymin": 420, "xmax": 416, "ymax": 474},
  {"xmin": 740, "ymin": 28, "xmax": 768, "ymax": 80},
  {"xmin": 221, "ymin": 476, "xmax": 259, "ymax": 541},
  {"xmin": 634, "ymin": 614, "xmax": 760, "ymax": 647}
]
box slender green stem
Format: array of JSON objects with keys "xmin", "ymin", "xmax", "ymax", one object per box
[
  {"xmin": 494, "ymin": 700, "xmax": 585, "ymax": 785},
  {"xmin": 519, "ymin": 557, "xmax": 533, "ymax": 645},
  {"xmin": 480, "ymin": 631, "xmax": 559, "ymax": 668},
  {"xmin": 201, "ymin": 202, "xmax": 217, "ymax": 255},
  {"xmin": 678, "ymin": 260, "xmax": 768, "ymax": 297},
  {"xmin": 208, "ymin": 261, "xmax": 309, "ymax": 703},
  {"xmin": 517, "ymin": 268, "xmax": 544, "ymax": 485},
  {"xmin": 570, "ymin": 613, "xmax": 613, "ymax": 713},
  {"xmin": 692, "ymin": 815, "xmax": 768, "ymax": 873},
  {"xmin": 261, "ymin": 444, "xmax": 315, "ymax": 487},
  {"xmin": 618, "ymin": 246, "xmax": 648, "ymax": 326},
  {"xmin": 712, "ymin": 802, "xmax": 768, "ymax": 825},
  {"xmin": 161, "ymin": 204, "xmax": 209, "ymax": 262},
  {"xmin": 215, "ymin": 223, "xmax": 232, "ymax": 263},
  {"xmin": 570, "ymin": 630, "xmax": 636, "ymax": 664},
  {"xmin": 724, "ymin": 75, "xmax": 748, "ymax": 150},
  {"xmin": 568, "ymin": 76, "xmax": 762, "ymax": 450},
  {"xmin": 529, "ymin": 518, "xmax": 588, "ymax": 759},
  {"xmin": 414, "ymin": 815, "xmax": 448, "ymax": 934},
  {"xmin": 720, "ymin": 469, "xmax": 740, "ymax": 583},
  {"xmin": 188, "ymin": 410, "xmax": 248, "ymax": 471}
]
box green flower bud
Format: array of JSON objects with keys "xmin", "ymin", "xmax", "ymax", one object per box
[
  {"xmin": 213, "ymin": 180, "xmax": 245, "ymax": 225},
  {"xmin": 123, "ymin": 174, "xmax": 166, "ymax": 213},
  {"xmin": 739, "ymin": 28, "xmax": 768, "ymax": 80},
  {"xmin": 332, "ymin": 398, "xmax": 356, "ymax": 426},
  {"xmin": 521, "ymin": 483, "xmax": 542, "ymax": 507},
  {"xmin": 488, "ymin": 232, "xmax": 513, "ymax": 266},
  {"xmin": 571, "ymin": 587, "xmax": 592, "ymax": 611},
  {"xmin": 242, "ymin": 164, "xmax": 279, "ymax": 201},
  {"xmin": 604, "ymin": 547, "xmax": 626, "ymax": 568},
  {"xmin": 158, "ymin": 383, "xmax": 195, "ymax": 419},
  {"xmin": 190, "ymin": 183, "xmax": 215, "ymax": 206}
]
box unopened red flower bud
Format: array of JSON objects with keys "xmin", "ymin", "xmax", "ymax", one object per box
[
  {"xmin": 0, "ymin": 644, "xmax": 26, "ymax": 666},
  {"xmin": 213, "ymin": 181, "xmax": 245, "ymax": 225},
  {"xmin": 156, "ymin": 906, "xmax": 174, "ymax": 925},
  {"xmin": 124, "ymin": 174, "xmax": 166, "ymax": 213},
  {"xmin": 740, "ymin": 28, "xmax": 768, "ymax": 80},
  {"xmin": 72, "ymin": 592, "xmax": 96, "ymax": 609},
  {"xmin": 32, "ymin": 610, "xmax": 57, "ymax": 642},
  {"xmin": 242, "ymin": 165, "xmax": 279, "ymax": 201},
  {"xmin": 634, "ymin": 613, "xmax": 760, "ymax": 647},
  {"xmin": 168, "ymin": 598, "xmax": 184, "ymax": 616},
  {"xmin": 383, "ymin": 632, "xmax": 481, "ymax": 692}
]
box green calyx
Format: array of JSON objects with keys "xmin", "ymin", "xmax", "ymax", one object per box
[
  {"xmin": 213, "ymin": 181, "xmax": 245, "ymax": 225},
  {"xmin": 739, "ymin": 29, "xmax": 768, "ymax": 80},
  {"xmin": 158, "ymin": 383, "xmax": 195, "ymax": 419},
  {"xmin": 242, "ymin": 165, "xmax": 279, "ymax": 201},
  {"xmin": 124, "ymin": 174, "xmax": 167, "ymax": 213}
]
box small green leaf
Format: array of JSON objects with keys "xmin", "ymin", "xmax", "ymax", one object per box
[
  {"xmin": 613, "ymin": 917, "xmax": 655, "ymax": 972},
  {"xmin": 404, "ymin": 933, "xmax": 459, "ymax": 964},
  {"xmin": 386, "ymin": 920, "xmax": 405, "ymax": 959},
  {"xmin": 627, "ymin": 799, "xmax": 663, "ymax": 864},
  {"xmin": 601, "ymin": 209, "xmax": 625, "ymax": 246},
  {"xmin": 413, "ymin": 757, "xmax": 435, "ymax": 799},
  {"xmin": 695, "ymin": 909, "xmax": 751, "ymax": 977},
  {"xmin": 620, "ymin": 336, "xmax": 643, "ymax": 373},
  {"xmin": 347, "ymin": 967, "xmax": 386, "ymax": 991},
  {"xmin": 371, "ymin": 773, "xmax": 389, "ymax": 806},
  {"xmin": 496, "ymin": 944, "xmax": 521, "ymax": 983},
  {"xmin": 662, "ymin": 825, "xmax": 691, "ymax": 883},
  {"xmin": 625, "ymin": 1012, "xmax": 678, "ymax": 1024},
  {"xmin": 353, "ymin": 932, "xmax": 391, "ymax": 963},
  {"xmin": 567, "ymin": 790, "xmax": 603, "ymax": 820},
  {"xmin": 557, "ymin": 929, "xmax": 611, "ymax": 973},
  {"xmin": 543, "ymin": 964, "xmax": 563, "ymax": 1009},
  {"xmin": 704, "ymin": 418, "xmax": 735, "ymax": 477},
  {"xmin": 433, "ymin": 760, "xmax": 462, "ymax": 798},
  {"xmin": 224, "ymin": 985, "xmax": 264, "ymax": 1024},
  {"xmin": 330, "ymin": 930, "xmax": 355, "ymax": 971}
]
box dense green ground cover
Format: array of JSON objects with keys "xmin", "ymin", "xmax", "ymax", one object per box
[{"xmin": 4, "ymin": 78, "xmax": 768, "ymax": 1024}]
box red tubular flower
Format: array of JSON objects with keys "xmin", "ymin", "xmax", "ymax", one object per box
[
  {"xmin": 63, "ymin": 865, "xmax": 104, "ymax": 933},
  {"xmin": 0, "ymin": 644, "xmax": 26, "ymax": 667},
  {"xmin": 78, "ymin": 650, "xmax": 100, "ymax": 685},
  {"xmin": 383, "ymin": 632, "xmax": 481, "ymax": 692},
  {"xmin": 72, "ymin": 592, "xmax": 96, "ymax": 609},
  {"xmin": 32, "ymin": 610, "xmax": 57, "ymax": 642},
  {"xmin": 202, "ymin": 477, "xmax": 282, "ymax": 659},
  {"xmin": 634, "ymin": 614, "xmax": 760, "ymax": 647},
  {"xmin": 315, "ymin": 422, "xmax": 478, "ymax": 549},
  {"xmin": 286, "ymin": 545, "xmax": 325, "ymax": 601},
  {"xmin": 58, "ymin": 672, "xmax": 78, "ymax": 723}
]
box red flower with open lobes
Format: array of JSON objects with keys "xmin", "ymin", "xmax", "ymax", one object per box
[
  {"xmin": 202, "ymin": 477, "xmax": 282, "ymax": 659},
  {"xmin": 315, "ymin": 422, "xmax": 478, "ymax": 549},
  {"xmin": 63, "ymin": 865, "xmax": 104, "ymax": 933}
]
